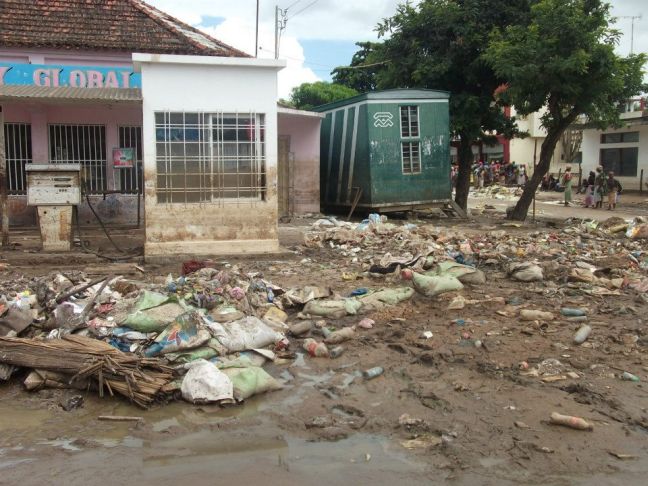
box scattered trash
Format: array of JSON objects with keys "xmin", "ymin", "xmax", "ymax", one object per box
[
  {"xmin": 509, "ymin": 263, "xmax": 544, "ymax": 282},
  {"xmin": 549, "ymin": 412, "xmax": 593, "ymax": 431},
  {"xmin": 573, "ymin": 325, "xmax": 592, "ymax": 345},
  {"xmin": 324, "ymin": 326, "xmax": 356, "ymax": 344},
  {"xmin": 357, "ymin": 318, "xmax": 375, "ymax": 329},
  {"xmin": 519, "ymin": 309, "xmax": 554, "ymax": 321},
  {"xmin": 560, "ymin": 308, "xmax": 587, "ymax": 317},
  {"xmin": 303, "ymin": 338, "xmax": 329, "ymax": 357},
  {"xmin": 621, "ymin": 371, "xmax": 640, "ymax": 382},
  {"xmin": 362, "ymin": 367, "xmax": 384, "ymax": 380}
]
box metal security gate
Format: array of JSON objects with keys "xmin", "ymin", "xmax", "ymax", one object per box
[
  {"xmin": 48, "ymin": 124, "xmax": 106, "ymax": 194},
  {"xmin": 3, "ymin": 123, "xmax": 31, "ymax": 195},
  {"xmin": 118, "ymin": 126, "xmax": 142, "ymax": 194}
]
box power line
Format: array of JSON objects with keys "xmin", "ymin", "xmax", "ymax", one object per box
[
  {"xmin": 286, "ymin": 0, "xmax": 320, "ymax": 20},
  {"xmin": 283, "ymin": 0, "xmax": 303, "ymax": 10}
]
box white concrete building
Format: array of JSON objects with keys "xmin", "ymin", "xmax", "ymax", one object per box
[
  {"xmin": 509, "ymin": 107, "xmax": 565, "ymax": 176},
  {"xmin": 581, "ymin": 98, "xmax": 647, "ymax": 191}
]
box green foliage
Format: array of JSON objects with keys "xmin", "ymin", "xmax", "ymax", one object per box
[
  {"xmin": 289, "ymin": 81, "xmax": 358, "ymax": 110},
  {"xmin": 331, "ymin": 42, "xmax": 381, "ymax": 92},
  {"xmin": 485, "ymin": 0, "xmax": 646, "ymax": 132},
  {"xmin": 484, "ymin": 0, "xmax": 646, "ymax": 220},
  {"xmin": 373, "ymin": 0, "xmax": 532, "ymax": 140}
]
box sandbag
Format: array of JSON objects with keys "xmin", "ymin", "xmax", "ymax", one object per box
[
  {"xmin": 427, "ymin": 261, "xmax": 486, "ymax": 285},
  {"xmin": 181, "ymin": 359, "xmax": 233, "ymax": 404},
  {"xmin": 221, "ymin": 366, "xmax": 282, "ymax": 401},
  {"xmin": 508, "ymin": 262, "xmax": 544, "ymax": 282},
  {"xmin": 134, "ymin": 291, "xmax": 171, "ymax": 311},
  {"xmin": 144, "ymin": 311, "xmax": 211, "ymax": 357},
  {"xmin": 302, "ymin": 298, "xmax": 362, "ymax": 318},
  {"xmin": 209, "ymin": 305, "xmax": 245, "ymax": 323},
  {"xmin": 412, "ymin": 272, "xmax": 464, "ymax": 297},
  {"xmin": 121, "ymin": 302, "xmax": 185, "ymax": 333},
  {"xmin": 165, "ymin": 339, "xmax": 227, "ymax": 364},
  {"xmin": 207, "ymin": 316, "xmax": 283, "ymax": 353},
  {"xmin": 360, "ymin": 287, "xmax": 415, "ymax": 306}
]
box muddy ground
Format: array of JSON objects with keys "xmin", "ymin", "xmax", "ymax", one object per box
[{"xmin": 1, "ymin": 195, "xmax": 648, "ymax": 485}]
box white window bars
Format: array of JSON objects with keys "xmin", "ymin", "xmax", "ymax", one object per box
[
  {"xmin": 155, "ymin": 111, "xmax": 266, "ymax": 204},
  {"xmin": 48, "ymin": 124, "xmax": 106, "ymax": 194},
  {"xmin": 3, "ymin": 123, "xmax": 31, "ymax": 195}
]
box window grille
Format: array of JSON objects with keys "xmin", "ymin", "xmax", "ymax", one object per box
[
  {"xmin": 401, "ymin": 141, "xmax": 421, "ymax": 174},
  {"xmin": 49, "ymin": 124, "xmax": 106, "ymax": 194},
  {"xmin": 400, "ymin": 106, "xmax": 419, "ymax": 138},
  {"xmin": 3, "ymin": 123, "xmax": 31, "ymax": 195},
  {"xmin": 118, "ymin": 126, "xmax": 142, "ymax": 194},
  {"xmin": 155, "ymin": 112, "xmax": 266, "ymax": 204},
  {"xmin": 601, "ymin": 147, "xmax": 638, "ymax": 177}
]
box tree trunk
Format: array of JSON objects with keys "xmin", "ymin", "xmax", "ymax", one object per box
[
  {"xmin": 508, "ymin": 119, "xmax": 573, "ymax": 221},
  {"xmin": 454, "ymin": 134, "xmax": 473, "ymax": 211}
]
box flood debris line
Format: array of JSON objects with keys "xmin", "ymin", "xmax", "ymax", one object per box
[{"xmin": 0, "ymin": 213, "xmax": 646, "ymax": 426}]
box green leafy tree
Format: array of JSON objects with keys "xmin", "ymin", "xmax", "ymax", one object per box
[
  {"xmin": 373, "ymin": 0, "xmax": 532, "ymax": 210},
  {"xmin": 331, "ymin": 42, "xmax": 381, "ymax": 92},
  {"xmin": 289, "ymin": 81, "xmax": 358, "ymax": 110},
  {"xmin": 485, "ymin": 0, "xmax": 646, "ymax": 220}
]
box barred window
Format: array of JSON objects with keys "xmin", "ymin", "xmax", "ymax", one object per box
[
  {"xmin": 402, "ymin": 141, "xmax": 421, "ymax": 174},
  {"xmin": 49, "ymin": 124, "xmax": 106, "ymax": 194},
  {"xmin": 3, "ymin": 123, "xmax": 31, "ymax": 195},
  {"xmin": 155, "ymin": 112, "xmax": 266, "ymax": 204},
  {"xmin": 400, "ymin": 106, "xmax": 419, "ymax": 138},
  {"xmin": 118, "ymin": 126, "xmax": 142, "ymax": 194}
]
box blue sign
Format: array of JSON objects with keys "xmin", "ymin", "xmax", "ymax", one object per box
[{"xmin": 0, "ymin": 63, "xmax": 141, "ymax": 89}]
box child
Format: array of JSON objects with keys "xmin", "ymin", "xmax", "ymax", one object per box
[{"xmin": 584, "ymin": 184, "xmax": 594, "ymax": 208}]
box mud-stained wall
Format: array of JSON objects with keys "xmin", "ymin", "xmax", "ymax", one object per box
[
  {"xmin": 137, "ymin": 56, "xmax": 284, "ymax": 257},
  {"xmin": 278, "ymin": 111, "xmax": 322, "ymax": 214}
]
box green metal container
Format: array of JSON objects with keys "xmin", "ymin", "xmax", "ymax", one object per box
[{"xmin": 314, "ymin": 89, "xmax": 450, "ymax": 212}]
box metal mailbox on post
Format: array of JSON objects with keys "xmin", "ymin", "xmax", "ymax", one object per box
[{"xmin": 25, "ymin": 164, "xmax": 81, "ymax": 251}]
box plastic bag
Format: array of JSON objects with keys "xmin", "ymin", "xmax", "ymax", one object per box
[
  {"xmin": 412, "ymin": 272, "xmax": 464, "ymax": 297},
  {"xmin": 144, "ymin": 311, "xmax": 211, "ymax": 357},
  {"xmin": 626, "ymin": 220, "xmax": 648, "ymax": 240},
  {"xmin": 221, "ymin": 366, "xmax": 282, "ymax": 401},
  {"xmin": 302, "ymin": 299, "xmax": 362, "ymax": 318},
  {"xmin": 181, "ymin": 359, "xmax": 233, "ymax": 404},
  {"xmin": 206, "ymin": 316, "xmax": 283, "ymax": 353}
]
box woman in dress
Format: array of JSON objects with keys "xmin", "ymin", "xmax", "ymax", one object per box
[{"xmin": 562, "ymin": 166, "xmax": 573, "ymax": 207}]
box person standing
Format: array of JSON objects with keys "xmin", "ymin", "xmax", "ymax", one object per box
[
  {"xmin": 562, "ymin": 166, "xmax": 573, "ymax": 207},
  {"xmin": 606, "ymin": 171, "xmax": 620, "ymax": 210},
  {"xmin": 594, "ymin": 166, "xmax": 606, "ymax": 209}
]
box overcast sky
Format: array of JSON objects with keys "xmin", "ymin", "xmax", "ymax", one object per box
[{"xmin": 149, "ymin": 0, "xmax": 646, "ymax": 98}]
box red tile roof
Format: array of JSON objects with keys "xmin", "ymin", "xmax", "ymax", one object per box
[{"xmin": 0, "ymin": 0, "xmax": 249, "ymax": 57}]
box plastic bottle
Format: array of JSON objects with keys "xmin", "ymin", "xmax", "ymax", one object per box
[
  {"xmin": 329, "ymin": 346, "xmax": 345, "ymax": 358},
  {"xmin": 621, "ymin": 371, "xmax": 640, "ymax": 382},
  {"xmin": 303, "ymin": 338, "xmax": 329, "ymax": 358},
  {"xmin": 267, "ymin": 288, "xmax": 275, "ymax": 303},
  {"xmin": 561, "ymin": 307, "xmax": 587, "ymax": 317},
  {"xmin": 362, "ymin": 367, "xmax": 384, "ymax": 380},
  {"xmin": 324, "ymin": 327, "xmax": 356, "ymax": 344},
  {"xmin": 519, "ymin": 309, "xmax": 554, "ymax": 321},
  {"xmin": 549, "ymin": 412, "xmax": 593, "ymax": 430},
  {"xmin": 573, "ymin": 324, "xmax": 592, "ymax": 344}
]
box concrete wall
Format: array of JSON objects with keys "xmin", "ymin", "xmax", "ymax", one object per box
[
  {"xmin": 137, "ymin": 55, "xmax": 284, "ymax": 257},
  {"xmin": 582, "ymin": 124, "xmax": 648, "ymax": 191},
  {"xmin": 277, "ymin": 111, "xmax": 321, "ymax": 214}
]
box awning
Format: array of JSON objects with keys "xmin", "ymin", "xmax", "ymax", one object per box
[{"xmin": 0, "ymin": 85, "xmax": 142, "ymax": 103}]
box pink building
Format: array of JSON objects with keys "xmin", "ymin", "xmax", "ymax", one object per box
[{"xmin": 1, "ymin": 0, "xmax": 321, "ymax": 257}]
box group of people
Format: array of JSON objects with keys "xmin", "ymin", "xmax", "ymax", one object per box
[
  {"xmin": 450, "ymin": 160, "xmax": 528, "ymax": 189},
  {"xmin": 561, "ymin": 165, "xmax": 622, "ymax": 210}
]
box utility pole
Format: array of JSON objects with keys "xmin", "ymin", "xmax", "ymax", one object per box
[
  {"xmin": 274, "ymin": 5, "xmax": 279, "ymax": 59},
  {"xmin": 255, "ymin": 0, "xmax": 259, "ymax": 57},
  {"xmin": 619, "ymin": 15, "xmax": 642, "ymax": 54}
]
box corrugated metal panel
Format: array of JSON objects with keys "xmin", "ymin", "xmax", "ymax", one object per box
[
  {"xmin": 0, "ymin": 85, "xmax": 142, "ymax": 103},
  {"xmin": 320, "ymin": 93, "xmax": 451, "ymax": 211}
]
